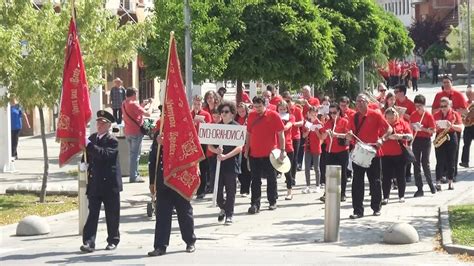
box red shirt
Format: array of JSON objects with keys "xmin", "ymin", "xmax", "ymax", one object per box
[
  {"xmin": 411, "ymin": 65, "xmax": 419, "ymax": 78},
  {"xmin": 433, "ymin": 109, "xmax": 462, "ymax": 134},
  {"xmin": 247, "ymin": 109, "xmax": 285, "ymax": 158},
  {"xmin": 396, "ymin": 97, "xmax": 416, "ymax": 120},
  {"xmin": 342, "ymin": 108, "xmax": 356, "ymax": 120},
  {"xmin": 269, "ymin": 95, "xmax": 283, "ymax": 106},
  {"xmin": 236, "ymin": 115, "xmax": 246, "ymax": 125},
  {"xmin": 381, "ymin": 120, "xmax": 412, "ymax": 156},
  {"xmin": 348, "ymin": 109, "xmax": 390, "ymax": 157},
  {"xmin": 191, "ymin": 109, "xmax": 212, "ymax": 132},
  {"xmin": 302, "ymin": 97, "xmax": 320, "ymax": 117},
  {"xmin": 242, "ymin": 92, "xmax": 251, "ymax": 103},
  {"xmin": 289, "ymin": 105, "xmax": 303, "ymax": 140},
  {"xmin": 409, "ymin": 111, "xmax": 435, "ymax": 139},
  {"xmin": 432, "ymin": 89, "xmax": 468, "ymax": 112},
  {"xmin": 320, "ymin": 117, "xmax": 350, "ymax": 153},
  {"xmin": 303, "ymin": 122, "xmax": 323, "ymax": 154},
  {"xmin": 122, "ymin": 100, "xmax": 146, "ymax": 136},
  {"xmin": 277, "ymin": 114, "xmax": 295, "ymax": 153}
]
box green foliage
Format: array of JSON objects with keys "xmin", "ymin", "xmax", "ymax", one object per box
[
  {"xmin": 446, "ymin": 3, "xmax": 474, "ymax": 62},
  {"xmin": 140, "ymin": 0, "xmax": 248, "ymax": 82},
  {"xmin": 316, "ymin": 0, "xmax": 382, "ymax": 72},
  {"xmin": 449, "ymin": 204, "xmax": 474, "ymax": 247},
  {"xmin": 0, "ymin": 0, "xmax": 151, "ymax": 110},
  {"xmin": 377, "ymin": 11, "xmax": 414, "ymax": 60},
  {"xmin": 423, "ymin": 41, "xmax": 451, "ymax": 61},
  {"xmin": 225, "ymin": 0, "xmax": 335, "ymax": 85}
]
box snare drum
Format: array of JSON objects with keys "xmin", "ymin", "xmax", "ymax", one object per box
[{"xmin": 350, "ymin": 142, "xmax": 376, "ymax": 168}]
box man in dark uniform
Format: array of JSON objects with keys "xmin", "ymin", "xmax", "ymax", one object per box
[
  {"xmin": 148, "ymin": 124, "xmax": 197, "ymax": 256},
  {"xmin": 80, "ymin": 110, "xmax": 122, "ymax": 253}
]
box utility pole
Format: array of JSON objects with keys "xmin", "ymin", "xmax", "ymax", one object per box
[
  {"xmin": 467, "ymin": 0, "xmax": 472, "ymax": 87},
  {"xmin": 184, "ymin": 0, "xmax": 194, "ymax": 104},
  {"xmin": 359, "ymin": 58, "xmax": 365, "ymax": 93}
]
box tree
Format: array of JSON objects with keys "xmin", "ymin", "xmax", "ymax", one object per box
[
  {"xmin": 224, "ymin": 0, "xmax": 335, "ymax": 86},
  {"xmin": 140, "ymin": 0, "xmax": 251, "ymax": 82},
  {"xmin": 409, "ymin": 17, "xmax": 447, "ymax": 56},
  {"xmin": 0, "ymin": 0, "xmax": 150, "ymax": 202}
]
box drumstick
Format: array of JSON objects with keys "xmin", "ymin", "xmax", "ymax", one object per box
[{"xmin": 350, "ymin": 132, "xmax": 377, "ymax": 146}]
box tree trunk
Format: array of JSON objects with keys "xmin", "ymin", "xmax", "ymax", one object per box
[
  {"xmin": 38, "ymin": 107, "xmax": 49, "ymax": 203},
  {"xmin": 236, "ymin": 79, "xmax": 243, "ymax": 104}
]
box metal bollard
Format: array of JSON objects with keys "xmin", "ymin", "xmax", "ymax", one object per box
[
  {"xmin": 324, "ymin": 165, "xmax": 341, "ymax": 242},
  {"xmin": 78, "ymin": 163, "xmax": 89, "ymax": 235}
]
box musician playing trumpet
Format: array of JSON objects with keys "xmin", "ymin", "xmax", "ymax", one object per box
[
  {"xmin": 345, "ymin": 94, "xmax": 392, "ymax": 219},
  {"xmin": 433, "ymin": 97, "xmax": 463, "ymax": 191}
]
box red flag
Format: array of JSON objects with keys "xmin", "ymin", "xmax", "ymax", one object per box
[
  {"xmin": 162, "ymin": 35, "xmax": 204, "ymax": 200},
  {"xmin": 56, "ymin": 18, "xmax": 92, "ymax": 167}
]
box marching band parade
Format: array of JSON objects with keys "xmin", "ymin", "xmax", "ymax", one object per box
[{"xmin": 2, "ymin": 3, "xmax": 474, "ymax": 263}]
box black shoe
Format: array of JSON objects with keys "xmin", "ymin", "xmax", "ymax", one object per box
[
  {"xmin": 224, "ymin": 216, "xmax": 233, "ymax": 225},
  {"xmin": 269, "ymin": 204, "xmax": 277, "ymax": 210},
  {"xmin": 196, "ymin": 193, "xmax": 205, "ymax": 199},
  {"xmin": 319, "ymin": 195, "xmax": 326, "ymax": 203},
  {"xmin": 80, "ymin": 244, "xmax": 95, "ymax": 253},
  {"xmin": 436, "ymin": 184, "xmax": 442, "ymax": 191},
  {"xmin": 373, "ymin": 211, "xmax": 381, "ymax": 216},
  {"xmin": 459, "ymin": 162, "xmax": 469, "ymax": 168},
  {"xmin": 105, "ymin": 243, "xmax": 117, "ymax": 250},
  {"xmin": 448, "ymin": 184, "xmax": 454, "ymax": 190},
  {"xmin": 341, "ymin": 195, "xmax": 347, "ymax": 202},
  {"xmin": 413, "ymin": 190, "xmax": 424, "ymax": 197},
  {"xmin": 429, "ymin": 183, "xmax": 436, "ymax": 194},
  {"xmin": 349, "ymin": 214, "xmax": 363, "ymax": 219},
  {"xmin": 148, "ymin": 248, "xmax": 166, "ymax": 256},
  {"xmin": 248, "ymin": 205, "xmax": 259, "ymax": 214},
  {"xmin": 186, "ymin": 244, "xmax": 196, "ymax": 253},
  {"xmin": 217, "ymin": 209, "xmax": 225, "ymax": 222}
]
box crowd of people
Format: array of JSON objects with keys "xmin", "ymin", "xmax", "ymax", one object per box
[{"xmin": 80, "ymin": 76, "xmax": 473, "ymax": 255}]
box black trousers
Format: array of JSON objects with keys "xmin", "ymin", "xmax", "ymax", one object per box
[
  {"xmin": 284, "ymin": 152, "xmax": 295, "ymax": 189},
  {"xmin": 326, "ymin": 150, "xmax": 349, "ymax": 196},
  {"xmin": 454, "ymin": 131, "xmax": 461, "ymax": 177},
  {"xmin": 435, "ymin": 133, "xmax": 458, "ymax": 181},
  {"xmin": 432, "ymin": 66, "xmax": 439, "ymax": 84},
  {"xmin": 291, "ymin": 139, "xmax": 300, "ymax": 183},
  {"xmin": 217, "ymin": 171, "xmax": 237, "ymax": 217},
  {"xmin": 413, "ymin": 137, "xmax": 434, "ymax": 191},
  {"xmin": 11, "ymin": 129, "xmax": 20, "ymax": 158},
  {"xmin": 238, "ymin": 154, "xmax": 251, "ymax": 194},
  {"xmin": 297, "ymin": 138, "xmax": 305, "ymax": 167},
  {"xmin": 320, "ymin": 144, "xmax": 328, "ymax": 185},
  {"xmin": 83, "ymin": 193, "xmax": 120, "ymax": 248},
  {"xmin": 461, "ymin": 125, "xmax": 474, "ymax": 165},
  {"xmin": 208, "ymin": 156, "xmax": 217, "ymax": 191},
  {"xmin": 154, "ymin": 188, "xmax": 196, "ymax": 250},
  {"xmin": 382, "ymin": 155, "xmax": 406, "ymax": 199},
  {"xmin": 197, "ymin": 145, "xmax": 209, "ymax": 195},
  {"xmin": 249, "ymin": 156, "xmax": 277, "ymax": 208},
  {"xmin": 412, "ymin": 78, "xmax": 418, "ymax": 91},
  {"xmin": 351, "ymin": 157, "xmax": 382, "ymax": 216},
  {"xmin": 112, "ymin": 108, "xmax": 122, "ymax": 125}
]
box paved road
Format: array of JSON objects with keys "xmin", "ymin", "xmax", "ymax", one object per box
[{"xmin": 0, "ymin": 83, "xmax": 473, "ymax": 265}]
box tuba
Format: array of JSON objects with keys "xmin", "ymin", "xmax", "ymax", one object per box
[{"xmin": 433, "ymin": 127, "xmax": 451, "ymax": 148}]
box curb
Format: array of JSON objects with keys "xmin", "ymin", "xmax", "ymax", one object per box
[{"xmin": 438, "ymin": 206, "xmax": 474, "ymax": 256}]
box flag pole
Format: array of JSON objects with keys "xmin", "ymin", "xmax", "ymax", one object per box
[{"xmin": 154, "ymin": 31, "xmax": 175, "ymax": 183}]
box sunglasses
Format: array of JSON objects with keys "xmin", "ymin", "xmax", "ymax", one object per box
[
  {"xmin": 329, "ymin": 111, "xmax": 338, "ymax": 115},
  {"xmin": 220, "ymin": 110, "xmax": 231, "ymax": 114},
  {"xmin": 440, "ymin": 105, "xmax": 448, "ymax": 109}
]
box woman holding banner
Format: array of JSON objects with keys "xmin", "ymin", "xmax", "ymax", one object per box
[{"xmin": 208, "ymin": 101, "xmax": 242, "ymax": 225}]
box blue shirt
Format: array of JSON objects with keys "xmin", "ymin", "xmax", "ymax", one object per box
[{"xmin": 11, "ymin": 105, "xmax": 22, "ymax": 130}]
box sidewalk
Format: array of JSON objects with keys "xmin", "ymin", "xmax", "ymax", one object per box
[{"xmin": 0, "ymin": 85, "xmax": 473, "ymax": 264}]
